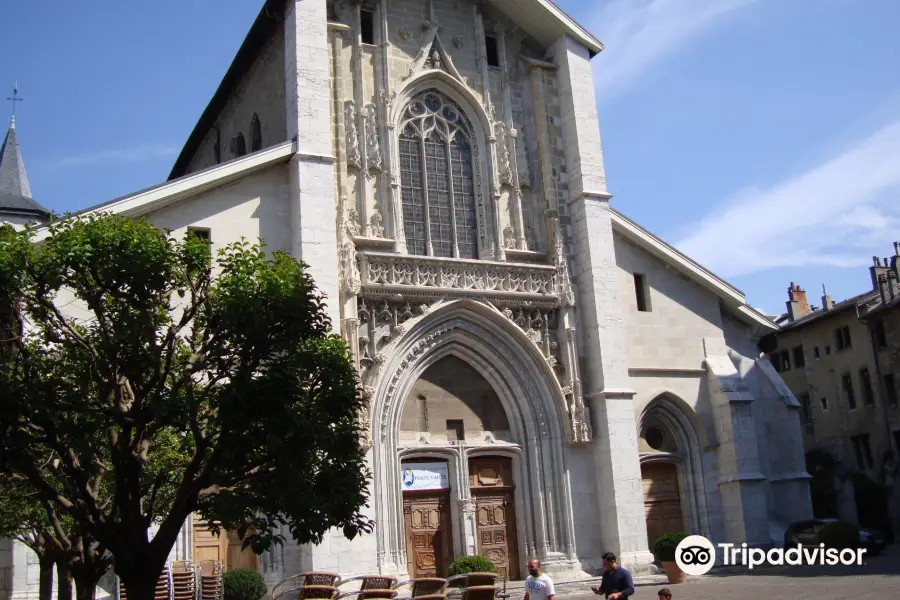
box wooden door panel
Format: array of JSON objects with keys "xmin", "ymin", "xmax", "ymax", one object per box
[
  {"xmin": 641, "ymin": 463, "xmax": 685, "ymax": 548},
  {"xmin": 404, "ymin": 494, "xmax": 452, "ymax": 578},
  {"xmin": 473, "ymin": 493, "xmax": 518, "ymax": 581}
]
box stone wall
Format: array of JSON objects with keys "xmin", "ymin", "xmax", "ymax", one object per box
[{"xmin": 183, "ymin": 24, "xmax": 287, "ymax": 175}]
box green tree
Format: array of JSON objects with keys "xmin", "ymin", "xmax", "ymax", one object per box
[
  {"xmin": 0, "ymin": 215, "xmax": 373, "ymax": 600},
  {"xmin": 0, "ymin": 478, "xmax": 112, "ymax": 600}
]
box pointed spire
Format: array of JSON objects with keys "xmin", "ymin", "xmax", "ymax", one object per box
[{"xmin": 0, "ymin": 95, "xmax": 50, "ymax": 222}]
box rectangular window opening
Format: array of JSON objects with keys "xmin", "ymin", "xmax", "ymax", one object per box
[
  {"xmin": 446, "ymin": 419, "xmax": 465, "ymax": 442},
  {"xmin": 842, "ymin": 373, "xmax": 856, "ymax": 410},
  {"xmin": 860, "ymin": 368, "xmax": 875, "ymax": 406},
  {"xmin": 187, "ymin": 227, "xmax": 211, "ymax": 245},
  {"xmin": 875, "ymin": 319, "xmax": 887, "ymax": 348},
  {"xmin": 820, "ymin": 397, "xmax": 828, "ymax": 411},
  {"xmin": 814, "ymin": 346, "xmax": 820, "ymax": 359},
  {"xmin": 485, "ymin": 35, "xmax": 501, "ymax": 67},
  {"xmin": 360, "ymin": 9, "xmax": 375, "ymax": 45},
  {"xmin": 633, "ymin": 273, "xmax": 650, "ymax": 312},
  {"xmin": 780, "ymin": 350, "xmax": 791, "ymax": 372},
  {"xmin": 835, "ymin": 325, "xmax": 852, "ymax": 351},
  {"xmin": 792, "ymin": 346, "xmax": 805, "ymax": 368}
]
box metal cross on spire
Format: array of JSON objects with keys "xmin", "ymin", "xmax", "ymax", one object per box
[{"xmin": 7, "ymin": 82, "xmax": 23, "ymax": 119}]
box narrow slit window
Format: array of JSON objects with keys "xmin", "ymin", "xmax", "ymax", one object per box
[
  {"xmin": 633, "ymin": 273, "xmax": 650, "ymax": 312},
  {"xmin": 485, "ymin": 35, "xmax": 500, "ymax": 67},
  {"xmin": 360, "ymin": 9, "xmax": 375, "ymax": 45}
]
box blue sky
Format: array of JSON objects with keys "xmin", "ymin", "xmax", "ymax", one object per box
[{"xmin": 3, "ymin": 0, "xmax": 899, "ymax": 314}]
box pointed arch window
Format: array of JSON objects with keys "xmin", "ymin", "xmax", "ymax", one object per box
[
  {"xmin": 231, "ymin": 133, "xmax": 246, "ymax": 157},
  {"xmin": 250, "ymin": 113, "xmax": 262, "ymax": 152},
  {"xmin": 399, "ymin": 91, "xmax": 478, "ymax": 259}
]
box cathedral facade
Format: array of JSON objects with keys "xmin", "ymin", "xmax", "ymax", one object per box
[{"xmin": 2, "ymin": 0, "xmax": 813, "ymax": 595}]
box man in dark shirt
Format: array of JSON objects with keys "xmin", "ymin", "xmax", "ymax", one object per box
[{"xmin": 590, "ymin": 552, "xmax": 634, "ymax": 600}]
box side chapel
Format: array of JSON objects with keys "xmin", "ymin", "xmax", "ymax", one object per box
[{"xmin": 1, "ymin": 0, "xmax": 813, "ymax": 594}]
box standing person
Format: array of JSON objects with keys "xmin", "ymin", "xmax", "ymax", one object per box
[
  {"xmin": 589, "ymin": 553, "xmax": 634, "ymax": 600},
  {"xmin": 523, "ymin": 559, "xmax": 555, "ymax": 600}
]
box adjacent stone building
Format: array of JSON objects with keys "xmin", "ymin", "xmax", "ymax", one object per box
[
  {"xmin": 763, "ymin": 248, "xmax": 900, "ymax": 529},
  {"xmin": 1, "ymin": 0, "xmax": 813, "ymax": 596}
]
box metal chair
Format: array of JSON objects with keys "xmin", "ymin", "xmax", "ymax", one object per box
[
  {"xmin": 198, "ymin": 561, "xmax": 224, "ymax": 600},
  {"xmin": 336, "ymin": 576, "xmax": 399, "ymax": 600},
  {"xmin": 459, "ymin": 587, "xmax": 498, "ymax": 600},
  {"xmin": 392, "ymin": 578, "xmax": 447, "ymax": 599},
  {"xmin": 298, "ymin": 586, "xmax": 339, "ymax": 600},
  {"xmin": 273, "ymin": 573, "xmax": 342, "ymax": 600}
]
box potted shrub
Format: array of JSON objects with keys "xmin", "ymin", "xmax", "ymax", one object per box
[
  {"xmin": 447, "ymin": 555, "xmax": 497, "ymax": 587},
  {"xmin": 223, "ymin": 569, "xmax": 267, "ymax": 600},
  {"xmin": 653, "ymin": 532, "xmax": 690, "ymax": 584}
]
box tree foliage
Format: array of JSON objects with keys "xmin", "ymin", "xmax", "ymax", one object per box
[{"xmin": 0, "ymin": 214, "xmax": 373, "ymax": 600}]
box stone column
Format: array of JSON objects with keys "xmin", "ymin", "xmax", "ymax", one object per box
[
  {"xmin": 285, "ymin": 0, "xmax": 342, "ymax": 328},
  {"xmin": 551, "ymin": 34, "xmax": 655, "ymax": 571}
]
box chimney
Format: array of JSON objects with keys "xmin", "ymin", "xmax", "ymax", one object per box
[
  {"xmin": 821, "ymin": 284, "xmax": 835, "ymax": 311},
  {"xmin": 870, "ymin": 256, "xmax": 892, "ymax": 291},
  {"xmin": 786, "ymin": 281, "xmax": 810, "ymax": 322}
]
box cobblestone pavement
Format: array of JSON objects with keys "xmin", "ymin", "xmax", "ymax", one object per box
[{"xmin": 524, "ymin": 546, "xmax": 900, "ymax": 600}]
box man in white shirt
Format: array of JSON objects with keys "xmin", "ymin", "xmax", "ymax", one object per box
[{"xmin": 523, "ymin": 559, "xmax": 555, "ymax": 600}]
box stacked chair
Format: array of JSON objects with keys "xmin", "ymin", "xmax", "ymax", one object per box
[
  {"xmin": 198, "ymin": 561, "xmax": 224, "ymax": 600},
  {"xmin": 272, "ymin": 570, "xmax": 507, "ymax": 600},
  {"xmin": 171, "ymin": 561, "xmax": 197, "ymax": 600}
]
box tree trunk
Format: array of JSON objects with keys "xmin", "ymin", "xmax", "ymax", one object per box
[
  {"xmin": 121, "ymin": 576, "xmax": 163, "ymax": 600},
  {"xmin": 56, "ymin": 560, "xmax": 73, "ymax": 600},
  {"xmin": 38, "ymin": 554, "xmax": 55, "ymax": 600}
]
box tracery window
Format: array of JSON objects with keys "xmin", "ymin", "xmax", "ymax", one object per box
[{"xmin": 399, "ymin": 91, "xmax": 479, "ymax": 259}]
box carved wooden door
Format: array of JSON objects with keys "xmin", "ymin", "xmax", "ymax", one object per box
[
  {"xmin": 473, "ymin": 492, "xmax": 519, "ymax": 580},
  {"xmin": 403, "ymin": 493, "xmax": 452, "ymax": 578},
  {"xmin": 641, "ymin": 462, "xmax": 685, "ymax": 549}
]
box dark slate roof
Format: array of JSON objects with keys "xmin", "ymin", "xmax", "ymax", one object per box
[
  {"xmin": 776, "ymin": 288, "xmax": 880, "ymax": 332},
  {"xmin": 0, "ymin": 117, "xmax": 50, "ymax": 220}
]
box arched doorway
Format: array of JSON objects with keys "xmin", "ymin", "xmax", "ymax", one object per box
[
  {"xmin": 638, "ymin": 395, "xmax": 710, "ymax": 547},
  {"xmin": 398, "ymin": 356, "xmax": 520, "ymax": 579},
  {"xmin": 369, "ymin": 300, "xmax": 577, "ymax": 577}
]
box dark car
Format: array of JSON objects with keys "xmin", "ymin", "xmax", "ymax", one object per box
[{"xmin": 783, "ymin": 518, "xmax": 886, "ymax": 555}]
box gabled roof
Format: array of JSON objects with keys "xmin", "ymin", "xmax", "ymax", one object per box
[
  {"xmin": 32, "ymin": 141, "xmax": 294, "ymax": 242},
  {"xmin": 168, "ymin": 0, "xmax": 604, "ymax": 180},
  {"xmin": 0, "ymin": 117, "xmax": 50, "ymax": 221},
  {"xmin": 609, "ymin": 209, "xmax": 777, "ymax": 332}
]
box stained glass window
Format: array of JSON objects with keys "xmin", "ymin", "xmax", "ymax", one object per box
[{"xmin": 399, "ymin": 91, "xmax": 478, "ymax": 259}]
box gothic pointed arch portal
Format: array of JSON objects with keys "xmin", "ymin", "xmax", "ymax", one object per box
[
  {"xmin": 637, "ymin": 394, "xmax": 711, "ymax": 546},
  {"xmin": 369, "ymin": 299, "xmax": 580, "ymax": 576}
]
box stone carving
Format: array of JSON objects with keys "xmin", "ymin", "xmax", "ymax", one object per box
[
  {"xmin": 340, "ymin": 241, "xmax": 361, "ymax": 295},
  {"xmin": 525, "ymin": 226, "xmax": 537, "ymax": 251},
  {"xmin": 424, "ymin": 49, "xmax": 443, "ymax": 71},
  {"xmin": 494, "ymin": 122, "xmax": 513, "ymax": 186},
  {"xmin": 370, "ymin": 211, "xmax": 385, "ymax": 237},
  {"xmin": 453, "ymin": 34, "xmax": 464, "ymax": 49},
  {"xmin": 358, "ymin": 402, "xmax": 372, "ymax": 450},
  {"xmin": 378, "ymin": 86, "xmax": 396, "ymax": 122},
  {"xmin": 361, "ymin": 253, "xmax": 556, "ymax": 297},
  {"xmin": 503, "ymin": 224, "xmax": 516, "ymax": 249},
  {"xmin": 365, "ymin": 103, "xmax": 383, "ymax": 172},
  {"xmin": 347, "ymin": 208, "xmax": 361, "ymax": 237},
  {"xmin": 553, "ymin": 236, "xmax": 576, "ymax": 308},
  {"xmin": 398, "ymin": 26, "xmax": 411, "ymax": 40},
  {"xmin": 345, "ymin": 100, "xmax": 361, "ymax": 169}
]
